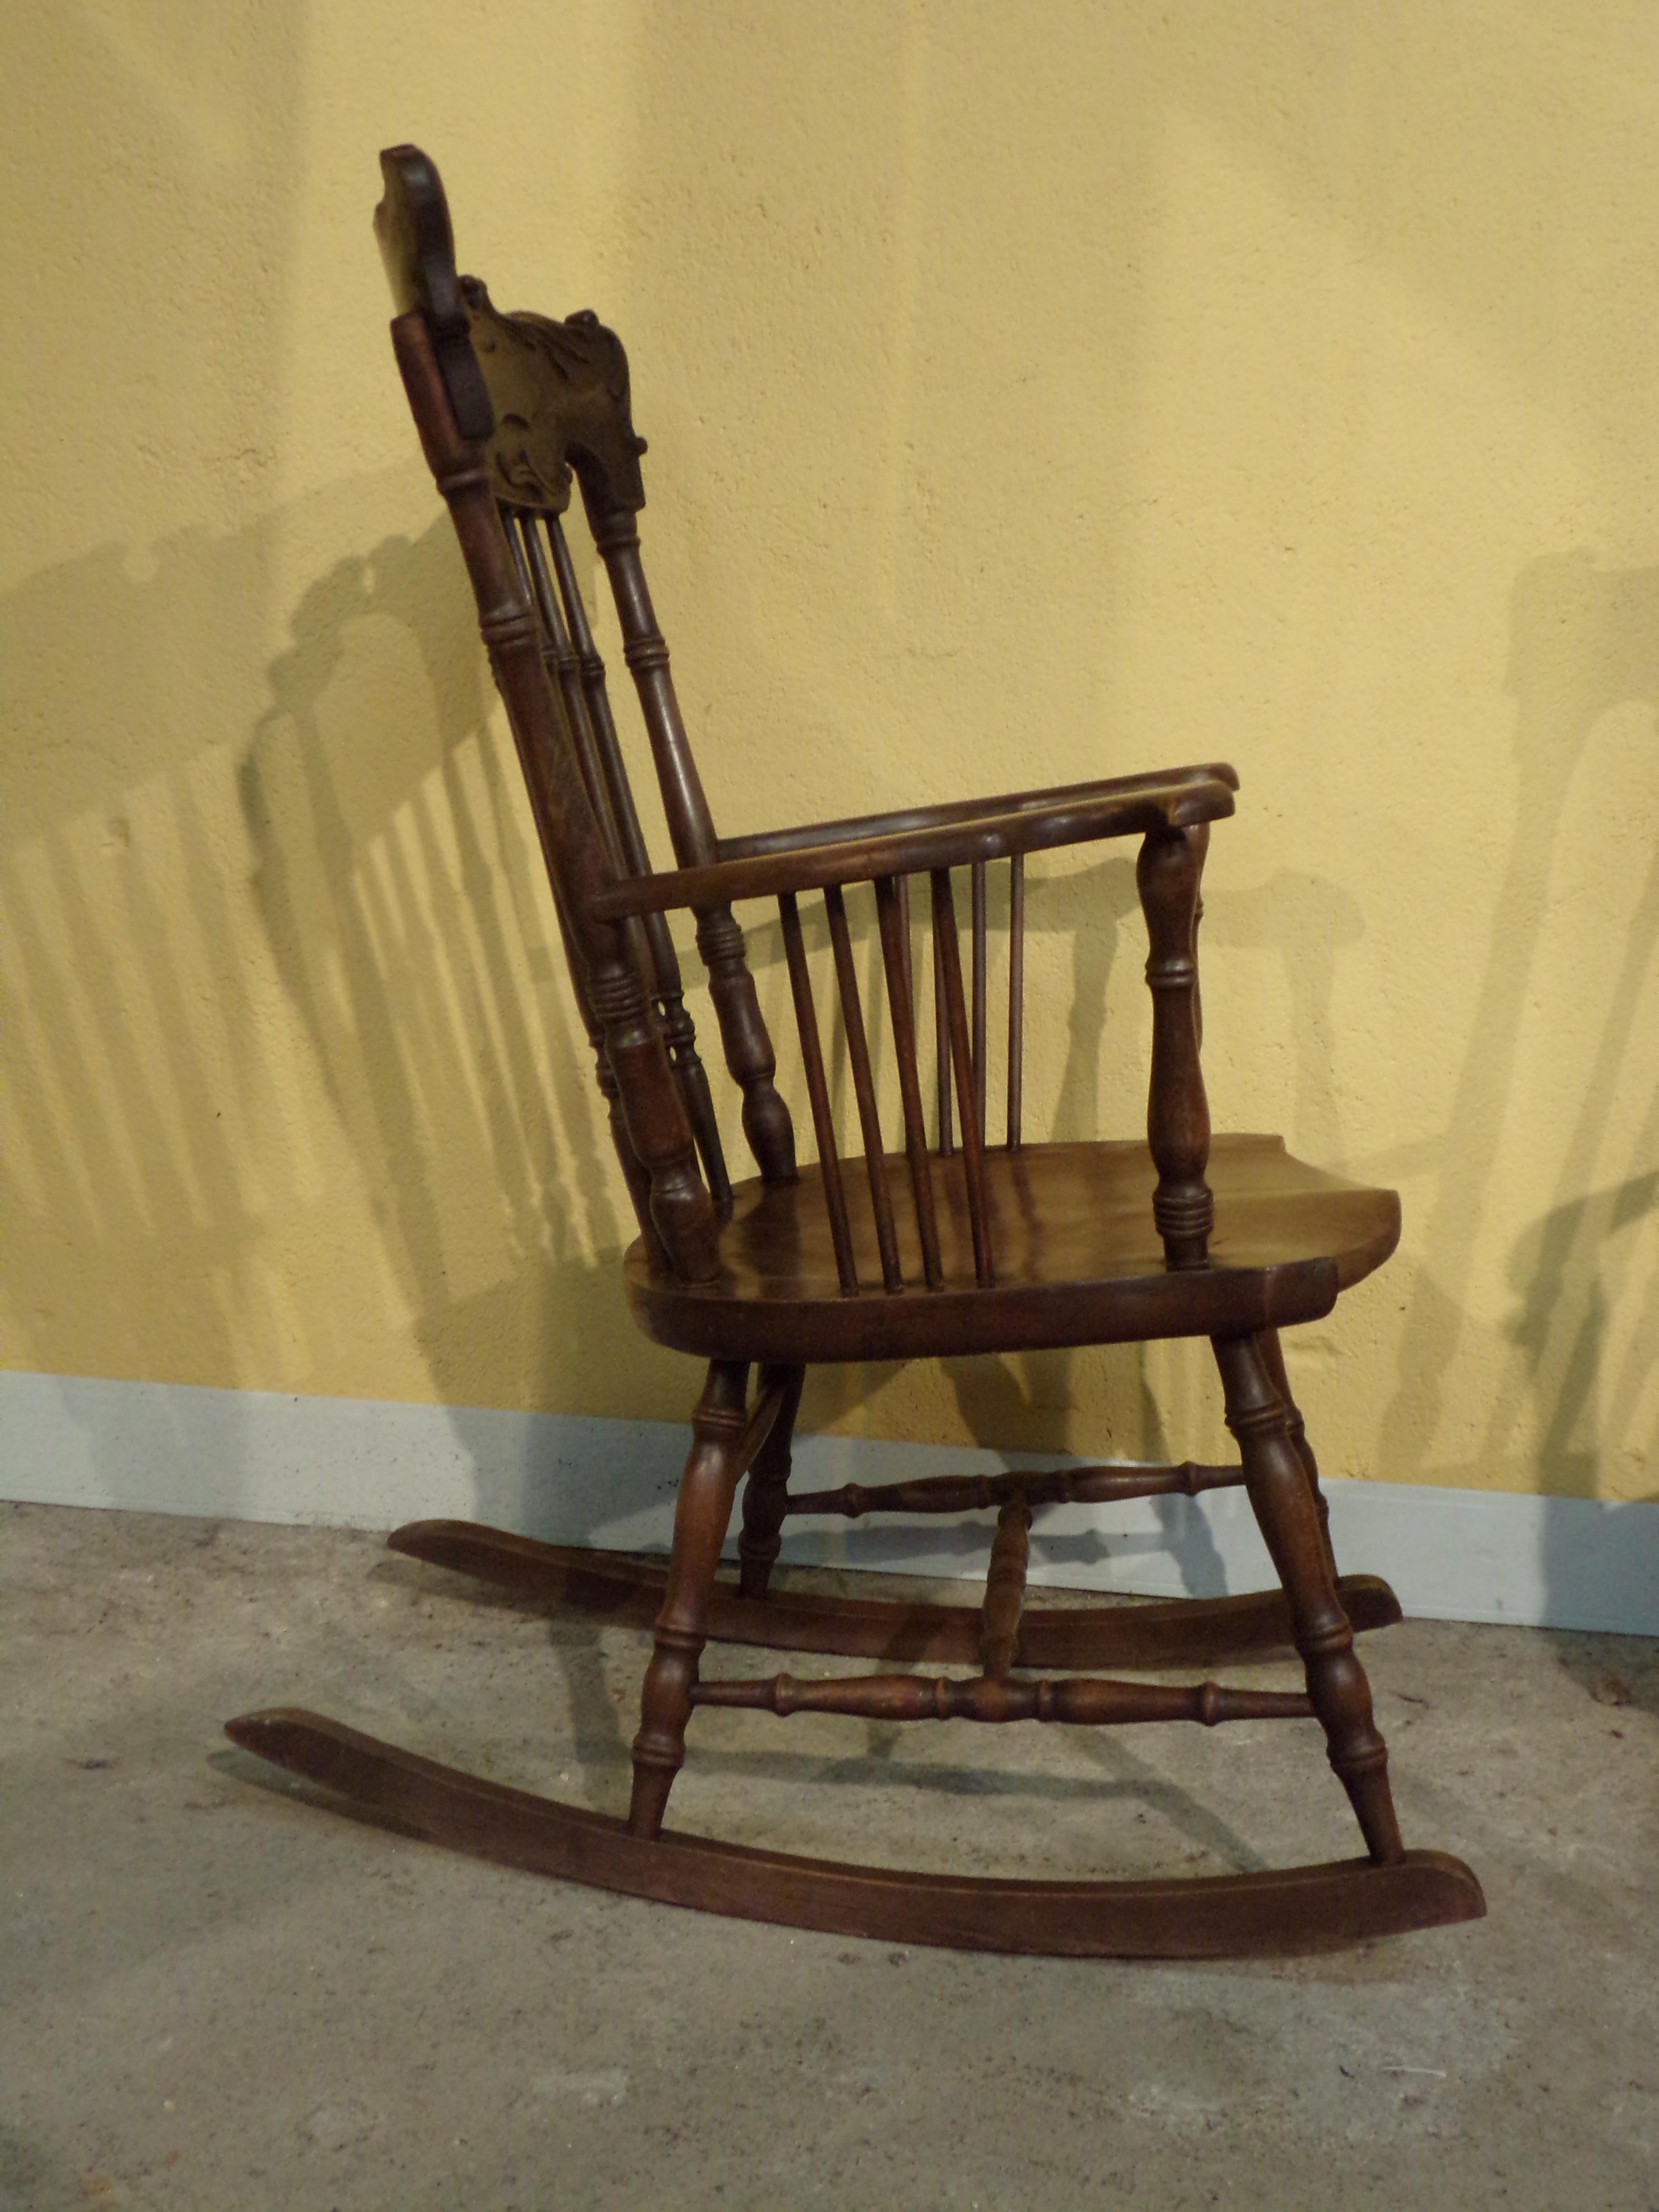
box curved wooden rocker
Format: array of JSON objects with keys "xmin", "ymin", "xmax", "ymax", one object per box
[
  {"xmin": 225, "ymin": 146, "xmax": 1485, "ymax": 1957},
  {"xmin": 380, "ymin": 1518, "xmax": 1407, "ymax": 1670},
  {"xmin": 225, "ymin": 1709, "xmax": 1479, "ymax": 1960}
]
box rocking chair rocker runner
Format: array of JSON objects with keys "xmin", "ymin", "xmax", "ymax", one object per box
[{"xmin": 226, "ymin": 145, "xmax": 1485, "ymax": 1957}]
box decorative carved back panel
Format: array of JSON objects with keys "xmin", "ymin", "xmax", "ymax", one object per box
[{"xmin": 460, "ymin": 287, "xmax": 647, "ymax": 523}]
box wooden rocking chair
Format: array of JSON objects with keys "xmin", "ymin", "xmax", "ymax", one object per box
[{"xmin": 227, "ymin": 145, "xmax": 1485, "ymax": 1957}]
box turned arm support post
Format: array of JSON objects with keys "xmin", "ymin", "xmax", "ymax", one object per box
[{"xmin": 1136, "ymin": 822, "xmax": 1214, "ymax": 1268}]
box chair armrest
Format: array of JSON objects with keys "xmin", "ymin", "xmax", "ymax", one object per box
[
  {"xmin": 589, "ymin": 774, "xmax": 1235, "ymax": 921},
  {"xmin": 717, "ymin": 762, "xmax": 1239, "ymax": 863}
]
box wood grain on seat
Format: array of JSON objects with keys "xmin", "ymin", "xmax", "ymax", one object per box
[{"xmin": 627, "ymin": 1135, "xmax": 1399, "ymax": 1361}]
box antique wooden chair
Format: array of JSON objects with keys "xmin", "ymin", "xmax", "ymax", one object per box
[{"xmin": 227, "ymin": 146, "xmax": 1484, "ymax": 1956}]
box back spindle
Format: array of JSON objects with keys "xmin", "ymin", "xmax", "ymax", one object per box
[
  {"xmin": 512, "ymin": 516, "xmax": 610, "ymax": 837},
  {"xmin": 875, "ymin": 875, "xmax": 944, "ymax": 1289},
  {"xmin": 517, "ymin": 511, "xmax": 729, "ymax": 1205},
  {"xmin": 933, "ymin": 905, "xmax": 953, "ymax": 1157},
  {"xmin": 824, "ymin": 885, "xmax": 903, "ymax": 1291},
  {"xmin": 779, "ymin": 893, "xmax": 857, "ymax": 1294},
  {"xmin": 931, "ymin": 869, "xmax": 995, "ymax": 1286},
  {"xmin": 1007, "ymin": 852, "xmax": 1025, "ymax": 1151},
  {"xmin": 545, "ymin": 518, "xmax": 656, "ymax": 886},
  {"xmin": 971, "ymin": 861, "xmax": 988, "ymax": 1143},
  {"xmin": 587, "ymin": 505, "xmax": 797, "ymax": 1186}
]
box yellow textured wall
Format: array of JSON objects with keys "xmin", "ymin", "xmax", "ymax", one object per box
[{"xmin": 6, "ymin": 3, "xmax": 1659, "ymax": 1500}]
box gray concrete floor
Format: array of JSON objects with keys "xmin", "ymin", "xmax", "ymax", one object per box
[{"xmin": 3, "ymin": 1500, "xmax": 1657, "ymax": 2211}]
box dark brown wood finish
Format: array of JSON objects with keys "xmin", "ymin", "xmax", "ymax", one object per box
[
  {"xmin": 1213, "ymin": 1332, "xmax": 1401, "ymax": 1863},
  {"xmin": 227, "ymin": 1711, "xmax": 1482, "ymax": 1960},
  {"xmin": 777, "ymin": 893, "xmax": 856, "ymax": 1293},
  {"xmin": 590, "ymin": 504, "xmax": 797, "ymax": 1187},
  {"xmin": 1007, "ymin": 851, "xmax": 1025, "ymax": 1149},
  {"xmin": 979, "ymin": 1498, "xmax": 1033, "ymax": 1679},
  {"xmin": 786, "ymin": 1457, "xmax": 1245, "ymax": 1519},
  {"xmin": 933, "ymin": 896, "xmax": 954, "ymax": 1158},
  {"xmin": 716, "ymin": 762, "xmax": 1240, "ymax": 862},
  {"xmin": 404, "ymin": 161, "xmax": 796, "ymax": 1189},
  {"xmin": 385, "ymin": 308, "xmax": 717, "ymax": 1282},
  {"xmin": 509, "ymin": 510, "xmax": 731, "ymax": 1204},
  {"xmin": 736, "ymin": 1362, "xmax": 805, "ymax": 1600},
  {"xmin": 629, "ymin": 1359, "xmax": 757, "ymax": 1838},
  {"xmin": 689, "ymin": 1668, "xmax": 1311, "ymax": 1726},
  {"xmin": 822, "ymin": 884, "xmax": 904, "ymax": 1289},
  {"xmin": 224, "ymin": 145, "xmax": 1484, "ymax": 1962},
  {"xmin": 931, "ymin": 869, "xmax": 994, "ymax": 1282},
  {"xmin": 1259, "ymin": 1324, "xmax": 1338, "ymax": 1577},
  {"xmin": 383, "ymin": 1521, "xmax": 1407, "ymax": 1668},
  {"xmin": 971, "ymin": 860, "xmax": 989, "ymax": 1140},
  {"xmin": 624, "ymin": 1137, "xmax": 1399, "ymax": 1365},
  {"xmin": 1138, "ymin": 823, "xmax": 1214, "ymax": 1268},
  {"xmin": 590, "ymin": 780, "xmax": 1234, "ymax": 921},
  {"xmin": 875, "ymin": 872, "xmax": 946, "ymax": 1290}
]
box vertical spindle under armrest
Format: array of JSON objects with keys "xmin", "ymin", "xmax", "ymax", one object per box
[
  {"xmin": 1007, "ymin": 853, "xmax": 1024, "ymax": 1151},
  {"xmin": 875, "ymin": 876, "xmax": 944, "ymax": 1290},
  {"xmin": 933, "ymin": 912, "xmax": 954, "ymax": 1157},
  {"xmin": 931, "ymin": 870, "xmax": 995, "ymax": 1286},
  {"xmin": 825, "ymin": 885, "xmax": 903, "ymax": 1292},
  {"xmin": 971, "ymin": 861, "xmax": 988, "ymax": 1143},
  {"xmin": 1136, "ymin": 824, "xmax": 1214, "ymax": 1268},
  {"xmin": 779, "ymin": 894, "xmax": 857, "ymax": 1295}
]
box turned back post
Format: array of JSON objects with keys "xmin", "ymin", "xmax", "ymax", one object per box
[{"xmin": 374, "ymin": 144, "xmax": 795, "ymax": 1233}]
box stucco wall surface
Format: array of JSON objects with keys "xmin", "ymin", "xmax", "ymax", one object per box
[{"xmin": 4, "ymin": 2, "xmax": 1658, "ymax": 1500}]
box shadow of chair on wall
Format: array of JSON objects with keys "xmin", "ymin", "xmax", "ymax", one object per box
[
  {"xmin": 0, "ymin": 528, "xmax": 301, "ymax": 1525},
  {"xmin": 1501, "ymin": 1177, "xmax": 1659, "ymax": 1717},
  {"xmin": 245, "ymin": 517, "xmax": 685, "ymax": 1793},
  {"xmin": 244, "ymin": 517, "xmax": 646, "ymax": 1411},
  {"xmin": 1374, "ymin": 550, "xmax": 1659, "ymax": 1666}
]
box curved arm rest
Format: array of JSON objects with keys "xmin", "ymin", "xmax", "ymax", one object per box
[
  {"xmin": 589, "ymin": 774, "xmax": 1235, "ymax": 921},
  {"xmin": 718, "ymin": 761, "xmax": 1239, "ymax": 863}
]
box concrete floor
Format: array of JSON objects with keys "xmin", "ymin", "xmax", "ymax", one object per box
[{"xmin": 3, "ymin": 1501, "xmax": 1657, "ymax": 2211}]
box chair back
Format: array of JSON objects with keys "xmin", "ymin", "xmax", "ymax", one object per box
[
  {"xmin": 375, "ymin": 144, "xmax": 799, "ymax": 1281},
  {"xmin": 375, "ymin": 145, "xmax": 1217, "ymax": 1299}
]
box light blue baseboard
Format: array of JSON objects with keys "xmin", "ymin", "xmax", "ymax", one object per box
[{"xmin": 2, "ymin": 1370, "xmax": 1654, "ymax": 1636}]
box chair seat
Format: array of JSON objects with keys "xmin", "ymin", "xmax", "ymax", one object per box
[{"xmin": 625, "ymin": 1134, "xmax": 1399, "ymax": 1363}]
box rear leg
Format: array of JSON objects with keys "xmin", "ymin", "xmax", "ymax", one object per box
[{"xmin": 737, "ymin": 1363, "xmax": 805, "ymax": 1600}]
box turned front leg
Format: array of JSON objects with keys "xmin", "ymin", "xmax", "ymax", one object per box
[
  {"xmin": 1212, "ymin": 1332, "xmax": 1403, "ymax": 1864},
  {"xmin": 1137, "ymin": 824, "xmax": 1213, "ymax": 1267},
  {"xmin": 630, "ymin": 1360, "xmax": 751, "ymax": 1838},
  {"xmin": 738, "ymin": 1364, "xmax": 805, "ymax": 1600}
]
